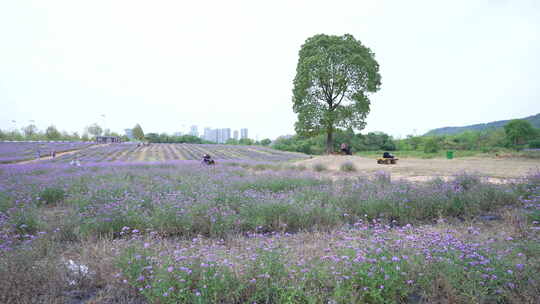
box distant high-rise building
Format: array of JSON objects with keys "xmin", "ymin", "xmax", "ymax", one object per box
[
  {"xmin": 204, "ymin": 128, "xmax": 212, "ymax": 141},
  {"xmin": 233, "ymin": 130, "xmax": 239, "ymax": 140},
  {"xmin": 240, "ymin": 128, "xmax": 248, "ymax": 139},
  {"xmin": 189, "ymin": 125, "xmax": 198, "ymax": 137},
  {"xmin": 124, "ymin": 129, "xmax": 134, "ymax": 139},
  {"xmin": 216, "ymin": 129, "xmax": 222, "ymax": 143},
  {"xmin": 174, "ymin": 132, "xmax": 183, "ymax": 137},
  {"xmin": 220, "ymin": 128, "xmax": 231, "ymax": 143},
  {"xmin": 208, "ymin": 129, "xmax": 218, "ymax": 143},
  {"xmin": 201, "ymin": 127, "xmax": 234, "ymax": 143}
]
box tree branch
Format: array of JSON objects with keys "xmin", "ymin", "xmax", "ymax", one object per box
[{"xmin": 333, "ymin": 88, "xmax": 347, "ymax": 109}]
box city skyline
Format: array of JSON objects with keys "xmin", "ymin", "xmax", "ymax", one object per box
[
  {"xmin": 202, "ymin": 126, "xmax": 249, "ymax": 143},
  {"xmin": 120, "ymin": 124, "xmax": 252, "ymax": 143}
]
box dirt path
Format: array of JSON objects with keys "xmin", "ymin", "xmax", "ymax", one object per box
[
  {"xmin": 296, "ymin": 155, "xmax": 540, "ymax": 181},
  {"xmin": 14, "ymin": 144, "xmax": 108, "ymax": 164}
]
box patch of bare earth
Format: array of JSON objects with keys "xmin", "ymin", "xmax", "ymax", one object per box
[
  {"xmin": 296, "ymin": 155, "xmax": 540, "ymax": 182},
  {"xmin": 14, "ymin": 144, "xmax": 108, "ymax": 164}
]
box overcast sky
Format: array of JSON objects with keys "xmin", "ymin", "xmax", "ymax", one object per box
[{"xmin": 1, "ymin": 0, "xmax": 539, "ymax": 139}]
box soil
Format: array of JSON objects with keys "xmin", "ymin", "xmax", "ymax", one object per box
[
  {"xmin": 14, "ymin": 144, "xmax": 109, "ymax": 165},
  {"xmin": 296, "ymin": 155, "xmax": 540, "ymax": 182}
]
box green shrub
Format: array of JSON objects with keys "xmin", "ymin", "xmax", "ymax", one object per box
[
  {"xmin": 252, "ymin": 164, "xmax": 280, "ymax": 171},
  {"xmin": 452, "ymin": 172, "xmax": 482, "ymax": 191},
  {"xmin": 237, "ymin": 178, "xmax": 323, "ymax": 192},
  {"xmin": 39, "ymin": 187, "xmax": 66, "ymax": 205},
  {"xmin": 295, "ymin": 164, "xmax": 307, "ymax": 171},
  {"xmin": 340, "ymin": 161, "xmax": 356, "ymax": 172},
  {"xmin": 0, "ymin": 192, "xmax": 12, "ymax": 213},
  {"xmin": 423, "ymin": 138, "xmax": 440, "ymax": 153},
  {"xmin": 10, "ymin": 206, "xmax": 41, "ymax": 234},
  {"xmin": 312, "ymin": 163, "xmax": 327, "ymax": 172},
  {"xmin": 529, "ymin": 139, "xmax": 540, "ymax": 149},
  {"xmin": 526, "ymin": 209, "xmax": 540, "ymax": 225}
]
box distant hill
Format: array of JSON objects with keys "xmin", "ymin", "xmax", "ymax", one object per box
[{"xmin": 425, "ymin": 113, "xmax": 540, "ymax": 136}]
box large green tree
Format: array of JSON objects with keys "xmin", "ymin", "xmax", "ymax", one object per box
[
  {"xmin": 292, "ymin": 34, "xmax": 381, "ymax": 153},
  {"xmin": 504, "ymin": 119, "xmax": 536, "ymax": 146}
]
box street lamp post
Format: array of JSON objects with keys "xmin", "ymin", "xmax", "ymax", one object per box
[{"xmin": 101, "ymin": 114, "xmax": 106, "ymax": 135}]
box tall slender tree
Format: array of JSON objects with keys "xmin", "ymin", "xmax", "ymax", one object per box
[{"xmin": 132, "ymin": 124, "xmax": 145, "ymax": 141}]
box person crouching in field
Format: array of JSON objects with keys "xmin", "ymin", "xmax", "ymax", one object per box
[
  {"xmin": 70, "ymin": 156, "xmax": 81, "ymax": 167},
  {"xmin": 340, "ymin": 143, "xmax": 352, "ymax": 155},
  {"xmin": 202, "ymin": 154, "xmax": 215, "ymax": 165}
]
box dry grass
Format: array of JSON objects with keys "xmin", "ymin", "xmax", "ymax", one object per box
[
  {"xmin": 296, "ymin": 155, "xmax": 540, "ymax": 180},
  {"xmin": 2, "ymin": 211, "xmax": 537, "ymax": 303}
]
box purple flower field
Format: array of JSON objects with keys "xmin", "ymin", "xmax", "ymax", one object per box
[
  {"xmin": 0, "ymin": 161, "xmax": 539, "ymax": 303},
  {"xmin": 0, "ymin": 141, "xmax": 95, "ymax": 163},
  {"xmin": 0, "ymin": 142, "xmax": 307, "ymax": 165},
  {"xmin": 42, "ymin": 143, "xmax": 308, "ymax": 163}
]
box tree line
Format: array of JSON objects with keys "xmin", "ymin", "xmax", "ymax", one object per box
[
  {"xmin": 272, "ymin": 119, "xmax": 540, "ymax": 155},
  {"xmin": 0, "ymin": 122, "xmax": 274, "ymax": 147},
  {"xmin": 0, "ymin": 123, "xmax": 126, "ymax": 142}
]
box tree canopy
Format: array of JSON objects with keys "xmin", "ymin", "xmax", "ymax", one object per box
[
  {"xmin": 22, "ymin": 124, "xmax": 38, "ymax": 138},
  {"xmin": 45, "ymin": 125, "xmax": 61, "ymax": 140},
  {"xmin": 504, "ymin": 119, "xmax": 536, "ymax": 146},
  {"xmin": 86, "ymin": 123, "xmax": 103, "ymax": 138},
  {"xmin": 132, "ymin": 124, "xmax": 145, "ymax": 141},
  {"xmin": 292, "ymin": 34, "xmax": 381, "ymax": 153}
]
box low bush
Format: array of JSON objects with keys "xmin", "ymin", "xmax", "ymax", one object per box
[
  {"xmin": 237, "ymin": 177, "xmax": 323, "ymax": 193},
  {"xmin": 340, "ymin": 161, "xmax": 357, "ymax": 172},
  {"xmin": 39, "ymin": 187, "xmax": 66, "ymax": 205},
  {"xmin": 312, "ymin": 163, "xmax": 327, "ymax": 172}
]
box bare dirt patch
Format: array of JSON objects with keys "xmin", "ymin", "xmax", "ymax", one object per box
[
  {"xmin": 14, "ymin": 144, "xmax": 108, "ymax": 164},
  {"xmin": 296, "ymin": 155, "xmax": 540, "ymax": 181}
]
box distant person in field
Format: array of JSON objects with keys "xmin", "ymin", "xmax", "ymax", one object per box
[
  {"xmin": 70, "ymin": 156, "xmax": 81, "ymax": 167},
  {"xmin": 340, "ymin": 143, "xmax": 352, "ymax": 155},
  {"xmin": 36, "ymin": 149, "xmax": 41, "ymax": 159},
  {"xmin": 202, "ymin": 154, "xmax": 215, "ymax": 165},
  {"xmin": 51, "ymin": 150, "xmax": 56, "ymax": 158}
]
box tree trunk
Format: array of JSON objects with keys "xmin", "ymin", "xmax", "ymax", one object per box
[{"xmin": 326, "ymin": 128, "xmax": 334, "ymax": 154}]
